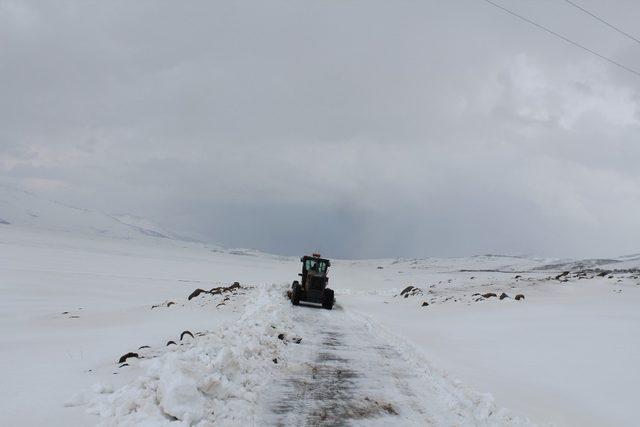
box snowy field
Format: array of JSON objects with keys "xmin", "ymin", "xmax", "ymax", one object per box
[{"xmin": 1, "ymin": 187, "xmax": 640, "ymax": 425}]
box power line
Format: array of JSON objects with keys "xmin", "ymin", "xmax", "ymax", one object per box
[
  {"xmin": 481, "ymin": 0, "xmax": 640, "ymax": 78},
  {"xmin": 562, "ymin": 0, "xmax": 640, "ymax": 46}
]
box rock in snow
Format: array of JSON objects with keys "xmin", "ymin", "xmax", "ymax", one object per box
[
  {"xmin": 180, "ymin": 330, "xmax": 194, "ymax": 341},
  {"xmin": 117, "ymin": 352, "xmax": 139, "ymax": 364}
]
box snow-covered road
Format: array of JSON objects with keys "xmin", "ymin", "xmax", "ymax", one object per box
[
  {"xmin": 263, "ymin": 301, "xmax": 530, "ymax": 426},
  {"xmin": 69, "ymin": 285, "xmax": 531, "ymax": 426},
  {"xmin": 267, "ymin": 304, "xmax": 426, "ymax": 425}
]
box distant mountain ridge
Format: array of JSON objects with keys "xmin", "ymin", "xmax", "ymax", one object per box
[
  {"xmin": 0, "ymin": 184, "xmax": 179, "ymax": 241},
  {"xmin": 1, "ymin": 183, "xmax": 638, "ymax": 269}
]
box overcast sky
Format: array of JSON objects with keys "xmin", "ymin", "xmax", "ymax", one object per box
[{"xmin": 1, "ymin": 0, "xmax": 640, "ymax": 258}]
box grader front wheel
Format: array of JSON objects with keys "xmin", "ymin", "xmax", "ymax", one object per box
[
  {"xmin": 322, "ymin": 288, "xmax": 334, "ymax": 310},
  {"xmin": 291, "ymin": 281, "xmax": 301, "ymax": 306}
]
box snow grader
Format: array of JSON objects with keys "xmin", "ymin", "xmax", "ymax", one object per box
[{"xmin": 290, "ymin": 253, "xmax": 334, "ymax": 310}]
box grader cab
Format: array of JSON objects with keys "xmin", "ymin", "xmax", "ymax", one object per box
[{"xmin": 290, "ymin": 253, "xmax": 334, "ymax": 310}]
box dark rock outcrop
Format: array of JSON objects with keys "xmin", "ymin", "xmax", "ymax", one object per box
[
  {"xmin": 400, "ymin": 285, "xmax": 422, "ymax": 298},
  {"xmin": 400, "ymin": 286, "xmax": 414, "ymax": 296},
  {"xmin": 151, "ymin": 300, "xmax": 176, "ymax": 309},
  {"xmin": 189, "ymin": 282, "xmax": 244, "ymax": 300},
  {"xmin": 118, "ymin": 352, "xmax": 139, "ymax": 364},
  {"xmin": 187, "ymin": 288, "xmax": 208, "ymax": 300},
  {"xmin": 180, "ymin": 330, "xmax": 194, "ymax": 341}
]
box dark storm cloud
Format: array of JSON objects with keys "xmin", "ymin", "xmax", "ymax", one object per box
[{"xmin": 1, "ymin": 0, "xmax": 640, "ymax": 258}]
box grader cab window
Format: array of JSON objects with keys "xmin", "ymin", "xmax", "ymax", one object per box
[{"xmin": 305, "ymin": 259, "xmax": 327, "ymax": 274}]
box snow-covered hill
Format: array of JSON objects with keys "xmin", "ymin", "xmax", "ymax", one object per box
[
  {"xmin": 0, "ymin": 184, "xmax": 175, "ymax": 240},
  {"xmin": 2, "ymin": 191, "xmax": 640, "ymax": 425},
  {"xmin": 1, "ymin": 223, "xmax": 639, "ymax": 426}
]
